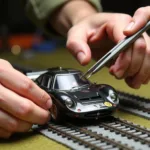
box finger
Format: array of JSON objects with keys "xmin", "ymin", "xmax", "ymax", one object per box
[
  {"xmin": 125, "ymin": 65, "xmax": 150, "ymax": 88},
  {"xmin": 143, "ymin": 33, "xmax": 150, "ymax": 85},
  {"xmin": 67, "ymin": 25, "xmax": 91, "ymax": 65},
  {"xmin": 0, "ymin": 84, "xmax": 50, "ymax": 125},
  {"xmin": 0, "ymin": 128, "xmax": 12, "ymax": 139},
  {"xmin": 106, "ymin": 14, "xmax": 132, "ymax": 43},
  {"xmin": 124, "ymin": 6, "xmax": 150, "ymax": 35},
  {"xmin": 88, "ymin": 23, "xmax": 116, "ymax": 61},
  {"xmin": 125, "ymin": 36, "xmax": 146, "ymax": 77},
  {"xmin": 0, "ymin": 67, "xmax": 52, "ymax": 110},
  {"xmin": 0, "ymin": 59, "xmax": 12, "ymax": 67},
  {"xmin": 133, "ymin": 32, "xmax": 150, "ymax": 86},
  {"xmin": 125, "ymin": 76, "xmax": 135, "ymax": 89},
  {"xmin": 128, "ymin": 37, "xmax": 150, "ymax": 88},
  {"xmin": 143, "ymin": 77, "xmax": 150, "ymax": 84},
  {"xmin": 0, "ymin": 109, "xmax": 32, "ymax": 132},
  {"xmin": 109, "ymin": 46, "xmax": 132, "ymax": 79}
]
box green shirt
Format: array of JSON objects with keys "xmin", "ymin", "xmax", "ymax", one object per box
[{"xmin": 25, "ymin": 0, "xmax": 102, "ymax": 35}]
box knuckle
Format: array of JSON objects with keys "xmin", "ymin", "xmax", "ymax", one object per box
[
  {"xmin": 18, "ymin": 102, "xmax": 33, "ymax": 118},
  {"xmin": 0, "ymin": 60, "xmax": 12, "ymax": 74},
  {"xmin": 20, "ymin": 78, "xmax": 33, "ymax": 93},
  {"xmin": 134, "ymin": 39, "xmax": 146, "ymax": 51},
  {"xmin": 0, "ymin": 65, "xmax": 7, "ymax": 74},
  {"xmin": 8, "ymin": 120, "xmax": 19, "ymax": 132},
  {"xmin": 114, "ymin": 14, "xmax": 131, "ymax": 22},
  {"xmin": 0, "ymin": 59, "xmax": 11, "ymax": 66},
  {"xmin": 121, "ymin": 14, "xmax": 131, "ymax": 21}
]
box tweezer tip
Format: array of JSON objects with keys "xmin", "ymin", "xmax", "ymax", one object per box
[
  {"xmin": 80, "ymin": 74, "xmax": 85, "ymax": 79},
  {"xmin": 87, "ymin": 73, "xmax": 92, "ymax": 79},
  {"xmin": 80, "ymin": 72, "xmax": 91, "ymax": 79}
]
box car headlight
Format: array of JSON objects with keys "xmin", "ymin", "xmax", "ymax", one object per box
[
  {"xmin": 65, "ymin": 98, "xmax": 74, "ymax": 108},
  {"xmin": 109, "ymin": 90, "xmax": 118, "ymax": 102},
  {"xmin": 61, "ymin": 95, "xmax": 74, "ymax": 108}
]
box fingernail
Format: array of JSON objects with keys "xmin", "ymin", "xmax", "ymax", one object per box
[
  {"xmin": 46, "ymin": 99, "xmax": 52, "ymax": 109},
  {"xmin": 124, "ymin": 22, "xmax": 135, "ymax": 31},
  {"xmin": 115, "ymin": 70, "xmax": 124, "ymax": 79},
  {"xmin": 77, "ymin": 52, "xmax": 86, "ymax": 64}
]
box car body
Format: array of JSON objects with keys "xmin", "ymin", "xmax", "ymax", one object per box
[{"xmin": 34, "ymin": 67, "xmax": 119, "ymax": 122}]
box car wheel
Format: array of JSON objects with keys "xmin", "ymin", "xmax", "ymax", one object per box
[
  {"xmin": 50, "ymin": 102, "xmax": 65, "ymax": 123},
  {"xmin": 51, "ymin": 103, "xmax": 58, "ymax": 120}
]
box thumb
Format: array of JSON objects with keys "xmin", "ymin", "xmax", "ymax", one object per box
[
  {"xmin": 124, "ymin": 6, "xmax": 150, "ymax": 36},
  {"xmin": 66, "ymin": 27, "xmax": 91, "ymax": 65}
]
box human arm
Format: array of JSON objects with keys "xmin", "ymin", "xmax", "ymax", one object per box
[{"xmin": 25, "ymin": 0, "xmax": 101, "ymax": 35}]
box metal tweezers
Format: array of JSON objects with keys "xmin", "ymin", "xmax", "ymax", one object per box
[{"xmin": 82, "ymin": 21, "xmax": 150, "ymax": 79}]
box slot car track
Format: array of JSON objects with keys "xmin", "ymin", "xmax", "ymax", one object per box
[
  {"xmin": 38, "ymin": 116, "xmax": 150, "ymax": 150},
  {"xmin": 118, "ymin": 91, "xmax": 150, "ymax": 120},
  {"xmin": 36, "ymin": 91, "xmax": 150, "ymax": 150}
]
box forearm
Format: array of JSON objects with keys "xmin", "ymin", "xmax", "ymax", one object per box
[{"xmin": 49, "ymin": 0, "xmax": 100, "ymax": 36}]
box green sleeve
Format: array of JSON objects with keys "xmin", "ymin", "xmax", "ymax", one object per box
[{"xmin": 25, "ymin": 0, "xmax": 102, "ymax": 36}]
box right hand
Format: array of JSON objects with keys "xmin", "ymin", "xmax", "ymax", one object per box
[
  {"xmin": 67, "ymin": 11, "xmax": 150, "ymax": 89},
  {"xmin": 0, "ymin": 59, "xmax": 52, "ymax": 139}
]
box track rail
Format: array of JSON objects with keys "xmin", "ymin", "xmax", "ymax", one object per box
[
  {"xmin": 99, "ymin": 117, "xmax": 150, "ymax": 145},
  {"xmin": 118, "ymin": 91, "xmax": 150, "ymax": 119},
  {"xmin": 48, "ymin": 122, "xmax": 132, "ymax": 150},
  {"xmin": 38, "ymin": 116, "xmax": 150, "ymax": 150}
]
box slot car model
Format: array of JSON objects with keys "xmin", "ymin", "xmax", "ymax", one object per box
[{"xmin": 34, "ymin": 67, "xmax": 119, "ymax": 122}]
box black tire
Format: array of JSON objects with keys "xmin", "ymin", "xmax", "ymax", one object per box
[{"xmin": 50, "ymin": 101, "xmax": 65, "ymax": 123}]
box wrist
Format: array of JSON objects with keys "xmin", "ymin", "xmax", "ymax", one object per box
[{"xmin": 49, "ymin": 0, "xmax": 98, "ymax": 36}]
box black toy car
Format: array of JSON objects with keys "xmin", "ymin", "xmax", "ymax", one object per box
[{"xmin": 33, "ymin": 67, "xmax": 119, "ymax": 122}]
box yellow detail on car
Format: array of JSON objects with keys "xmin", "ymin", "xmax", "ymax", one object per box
[{"xmin": 104, "ymin": 102, "xmax": 112, "ymax": 107}]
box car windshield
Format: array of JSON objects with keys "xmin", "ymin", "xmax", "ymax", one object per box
[{"xmin": 53, "ymin": 73, "xmax": 90, "ymax": 90}]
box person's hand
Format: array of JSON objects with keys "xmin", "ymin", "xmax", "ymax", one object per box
[
  {"xmin": 122, "ymin": 6, "xmax": 150, "ymax": 88},
  {"xmin": 67, "ymin": 6, "xmax": 150, "ymax": 89},
  {"xmin": 0, "ymin": 59, "xmax": 52, "ymax": 139}
]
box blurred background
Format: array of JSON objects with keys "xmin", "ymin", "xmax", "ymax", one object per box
[{"xmin": 0, "ymin": 0, "xmax": 149, "ymax": 70}]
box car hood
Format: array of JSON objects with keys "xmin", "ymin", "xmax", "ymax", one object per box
[{"xmin": 67, "ymin": 85, "xmax": 104, "ymax": 100}]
